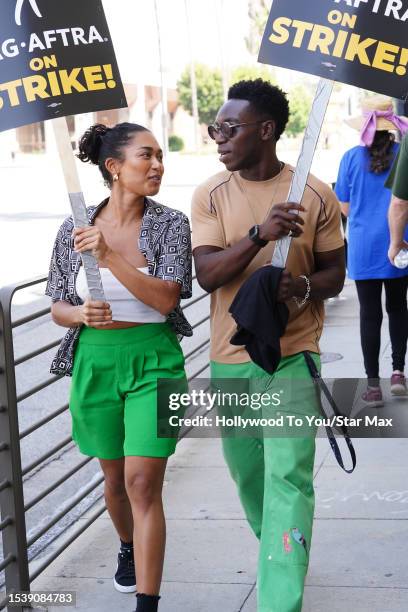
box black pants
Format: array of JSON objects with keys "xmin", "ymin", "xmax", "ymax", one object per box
[{"xmin": 355, "ymin": 278, "xmax": 408, "ymax": 383}]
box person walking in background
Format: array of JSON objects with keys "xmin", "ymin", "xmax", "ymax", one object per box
[
  {"xmin": 46, "ymin": 122, "xmax": 192, "ymax": 612},
  {"xmin": 335, "ymin": 96, "xmax": 408, "ymax": 406}
]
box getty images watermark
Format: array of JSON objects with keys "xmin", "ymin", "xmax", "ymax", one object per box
[
  {"xmin": 157, "ymin": 378, "xmax": 405, "ymax": 438},
  {"xmin": 167, "ymin": 388, "xmax": 283, "ymax": 429},
  {"xmin": 166, "ymin": 389, "xmax": 393, "ymax": 430}
]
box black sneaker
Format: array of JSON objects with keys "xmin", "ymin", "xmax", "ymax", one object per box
[{"xmin": 113, "ymin": 547, "xmax": 136, "ymax": 593}]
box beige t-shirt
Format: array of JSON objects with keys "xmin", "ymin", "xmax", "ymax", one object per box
[{"xmin": 191, "ymin": 164, "xmax": 344, "ymax": 364}]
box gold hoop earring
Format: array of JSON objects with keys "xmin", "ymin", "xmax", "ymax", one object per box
[{"xmin": 113, "ymin": 173, "xmax": 119, "ymax": 182}]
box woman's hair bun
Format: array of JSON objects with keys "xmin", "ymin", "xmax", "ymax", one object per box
[{"xmin": 77, "ymin": 124, "xmax": 110, "ymax": 165}]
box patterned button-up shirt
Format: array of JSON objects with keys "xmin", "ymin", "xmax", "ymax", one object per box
[{"xmin": 45, "ymin": 197, "xmax": 193, "ymax": 376}]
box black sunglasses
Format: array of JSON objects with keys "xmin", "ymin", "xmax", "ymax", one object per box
[{"xmin": 208, "ymin": 120, "xmax": 266, "ymax": 140}]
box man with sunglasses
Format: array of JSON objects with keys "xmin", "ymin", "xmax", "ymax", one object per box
[{"xmin": 191, "ymin": 79, "xmax": 345, "ymax": 612}]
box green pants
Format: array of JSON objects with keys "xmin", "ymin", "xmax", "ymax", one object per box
[{"xmin": 211, "ymin": 353, "xmax": 321, "ymax": 612}]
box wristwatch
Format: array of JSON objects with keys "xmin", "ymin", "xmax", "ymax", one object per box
[{"xmin": 248, "ymin": 225, "xmax": 268, "ymax": 247}]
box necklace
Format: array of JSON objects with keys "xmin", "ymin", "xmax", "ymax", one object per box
[{"xmin": 235, "ymin": 162, "xmax": 285, "ymax": 226}]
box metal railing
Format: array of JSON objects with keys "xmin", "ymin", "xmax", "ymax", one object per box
[{"xmin": 0, "ymin": 275, "xmax": 210, "ymax": 611}]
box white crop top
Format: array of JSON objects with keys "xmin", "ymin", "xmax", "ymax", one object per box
[{"xmin": 76, "ymin": 267, "xmax": 166, "ymax": 324}]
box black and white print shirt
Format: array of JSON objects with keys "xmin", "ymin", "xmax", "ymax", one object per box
[{"xmin": 45, "ymin": 197, "xmax": 193, "ymax": 377}]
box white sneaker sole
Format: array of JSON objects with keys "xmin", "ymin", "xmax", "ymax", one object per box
[
  {"xmin": 362, "ymin": 399, "xmax": 384, "ymax": 408},
  {"xmin": 391, "ymin": 385, "xmax": 407, "ymax": 396},
  {"xmin": 113, "ymin": 577, "xmax": 137, "ymax": 593}
]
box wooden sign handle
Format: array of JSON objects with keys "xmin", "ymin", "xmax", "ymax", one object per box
[
  {"xmin": 272, "ymin": 78, "xmax": 334, "ymax": 268},
  {"xmin": 52, "ymin": 117, "xmax": 106, "ymax": 301}
]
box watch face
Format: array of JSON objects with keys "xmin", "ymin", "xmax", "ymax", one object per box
[
  {"xmin": 249, "ymin": 225, "xmax": 266, "ymax": 246},
  {"xmin": 249, "ymin": 225, "xmax": 258, "ymax": 239}
]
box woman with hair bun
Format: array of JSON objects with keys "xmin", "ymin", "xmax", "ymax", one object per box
[
  {"xmin": 335, "ymin": 97, "xmax": 408, "ymax": 406},
  {"xmin": 45, "ymin": 122, "xmax": 192, "ymax": 612}
]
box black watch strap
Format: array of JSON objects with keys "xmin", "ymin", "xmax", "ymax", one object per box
[{"xmin": 249, "ymin": 225, "xmax": 268, "ymax": 248}]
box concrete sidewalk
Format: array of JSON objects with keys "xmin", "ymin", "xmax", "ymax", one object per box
[{"xmin": 32, "ymin": 280, "xmax": 408, "ymax": 611}]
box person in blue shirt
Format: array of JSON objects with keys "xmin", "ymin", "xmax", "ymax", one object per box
[{"xmin": 335, "ymin": 96, "xmax": 408, "ymax": 406}]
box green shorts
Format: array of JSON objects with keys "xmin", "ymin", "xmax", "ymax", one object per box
[{"xmin": 69, "ymin": 323, "xmax": 187, "ymax": 459}]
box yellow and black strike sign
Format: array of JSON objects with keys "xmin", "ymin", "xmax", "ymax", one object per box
[
  {"xmin": 0, "ymin": 0, "xmax": 127, "ymax": 132},
  {"xmin": 258, "ymin": 0, "xmax": 408, "ymax": 99}
]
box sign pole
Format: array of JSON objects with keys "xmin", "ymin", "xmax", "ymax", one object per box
[
  {"xmin": 52, "ymin": 117, "xmax": 105, "ymax": 301},
  {"xmin": 154, "ymin": 0, "xmax": 169, "ymax": 155},
  {"xmin": 185, "ymin": 0, "xmax": 201, "ymax": 152},
  {"xmin": 272, "ymin": 78, "xmax": 334, "ymax": 268}
]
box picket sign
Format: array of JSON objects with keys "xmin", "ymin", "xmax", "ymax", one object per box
[
  {"xmin": 52, "ymin": 116, "xmax": 105, "ymax": 301},
  {"xmin": 260, "ymin": 0, "xmax": 408, "ymax": 266},
  {"xmin": 272, "ymin": 78, "xmax": 334, "ymax": 267},
  {"xmin": 0, "ymin": 0, "xmax": 127, "ymax": 301}
]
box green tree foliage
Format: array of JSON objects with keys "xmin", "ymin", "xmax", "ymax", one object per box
[
  {"xmin": 286, "ymin": 86, "xmax": 312, "ymax": 138},
  {"xmin": 177, "ymin": 64, "xmax": 224, "ymax": 126},
  {"xmin": 245, "ymin": 0, "xmax": 270, "ymax": 55},
  {"xmin": 177, "ymin": 63, "xmax": 277, "ymax": 126},
  {"xmin": 168, "ymin": 135, "xmax": 184, "ymax": 152}
]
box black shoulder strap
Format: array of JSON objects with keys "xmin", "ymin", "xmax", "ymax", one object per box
[{"xmin": 303, "ymin": 352, "xmax": 356, "ymax": 474}]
